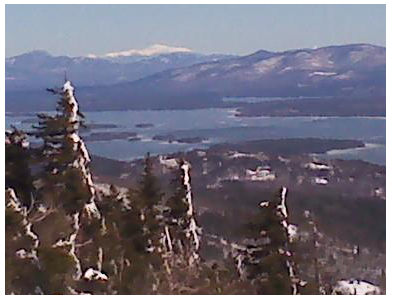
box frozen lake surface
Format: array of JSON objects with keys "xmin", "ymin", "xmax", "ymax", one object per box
[{"xmin": 6, "ymin": 109, "xmax": 386, "ymax": 165}]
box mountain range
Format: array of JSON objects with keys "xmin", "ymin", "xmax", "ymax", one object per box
[
  {"xmin": 6, "ymin": 45, "xmax": 234, "ymax": 91},
  {"xmin": 5, "ymin": 43, "xmax": 386, "ymax": 112}
]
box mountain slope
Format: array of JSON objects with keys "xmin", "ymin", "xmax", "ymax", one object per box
[
  {"xmin": 5, "ymin": 44, "xmax": 385, "ymax": 112},
  {"xmin": 5, "ymin": 47, "xmax": 234, "ymax": 91},
  {"xmin": 124, "ymin": 43, "xmax": 385, "ymax": 98}
]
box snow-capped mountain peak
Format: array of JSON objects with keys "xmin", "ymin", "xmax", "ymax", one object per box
[{"xmin": 88, "ymin": 44, "xmax": 192, "ymax": 58}]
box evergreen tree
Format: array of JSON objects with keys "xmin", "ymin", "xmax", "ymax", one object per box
[
  {"xmin": 157, "ymin": 159, "xmax": 204, "ymax": 293},
  {"xmin": 163, "ymin": 160, "xmax": 201, "ymax": 265},
  {"xmin": 97, "ymin": 185, "xmax": 134, "ymax": 294},
  {"xmin": 132, "ymin": 153, "xmax": 163, "ymax": 258},
  {"xmin": 116, "ymin": 153, "xmax": 165, "ymax": 294},
  {"xmin": 32, "ymin": 82, "xmax": 99, "ymax": 217},
  {"xmin": 28, "ymin": 80, "xmax": 104, "ymax": 294},
  {"xmin": 197, "ymin": 259, "xmax": 254, "ymax": 294},
  {"xmin": 304, "ymin": 210, "xmax": 326, "ymax": 294},
  {"xmin": 5, "ymin": 128, "xmax": 34, "ymax": 207},
  {"xmin": 5, "ymin": 188, "xmax": 40, "ymax": 294},
  {"xmin": 244, "ymin": 187, "xmax": 301, "ymax": 294},
  {"xmin": 91, "ymin": 183, "xmax": 151, "ymax": 294}
]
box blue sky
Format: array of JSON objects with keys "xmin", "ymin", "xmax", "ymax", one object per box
[{"xmin": 5, "ymin": 4, "xmax": 386, "ymax": 57}]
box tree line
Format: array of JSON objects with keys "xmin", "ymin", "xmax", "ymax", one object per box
[{"xmin": 6, "ymin": 80, "xmax": 324, "ymax": 295}]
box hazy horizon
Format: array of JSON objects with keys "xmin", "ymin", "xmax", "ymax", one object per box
[{"xmin": 6, "ymin": 4, "xmax": 386, "ymax": 58}]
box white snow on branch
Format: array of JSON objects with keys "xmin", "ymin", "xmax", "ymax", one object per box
[
  {"xmin": 63, "ymin": 80, "xmax": 101, "ymax": 220},
  {"xmin": 83, "ymin": 268, "xmax": 108, "ymax": 281},
  {"xmin": 6, "ymin": 188, "xmax": 25, "ymax": 214},
  {"xmin": 6, "ymin": 188, "xmax": 39, "ymax": 262},
  {"xmin": 180, "ymin": 161, "xmax": 201, "ymax": 264},
  {"xmin": 25, "ymin": 222, "xmax": 39, "ymax": 249},
  {"xmin": 63, "ymin": 80, "xmax": 79, "ymax": 123},
  {"xmin": 84, "ymin": 200, "xmax": 101, "ymax": 220},
  {"xmin": 5, "ymin": 130, "xmax": 30, "ymax": 149},
  {"xmin": 287, "ymin": 224, "xmax": 298, "ymax": 242},
  {"xmin": 15, "ymin": 249, "xmax": 37, "ymax": 261},
  {"xmin": 286, "ymin": 259, "xmax": 298, "ymax": 295},
  {"xmin": 53, "ymin": 212, "xmax": 82, "ymax": 280},
  {"xmin": 164, "ymin": 225, "xmax": 173, "ymax": 252},
  {"xmin": 259, "ymin": 201, "xmax": 270, "ymax": 208},
  {"xmin": 277, "ymin": 187, "xmax": 299, "ymax": 294},
  {"xmin": 278, "ymin": 187, "xmax": 288, "ymax": 220},
  {"xmin": 188, "ymin": 218, "xmax": 201, "ymax": 252},
  {"xmin": 235, "ymin": 254, "xmax": 245, "ymax": 278},
  {"xmin": 181, "ymin": 162, "xmax": 194, "ymax": 217}
]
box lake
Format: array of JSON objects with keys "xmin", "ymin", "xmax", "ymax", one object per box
[{"xmin": 6, "ymin": 109, "xmax": 386, "ymax": 165}]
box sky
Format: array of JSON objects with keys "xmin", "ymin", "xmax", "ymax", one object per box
[{"xmin": 5, "ymin": 4, "xmax": 386, "ymax": 58}]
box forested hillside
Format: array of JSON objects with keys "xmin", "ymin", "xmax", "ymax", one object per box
[{"xmin": 5, "ymin": 81, "xmax": 383, "ymax": 295}]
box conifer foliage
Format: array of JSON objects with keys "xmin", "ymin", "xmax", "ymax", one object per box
[
  {"xmin": 5, "ymin": 128, "xmax": 34, "ymax": 207},
  {"xmin": 163, "ymin": 160, "xmax": 202, "ymax": 266},
  {"xmin": 32, "ymin": 81, "xmax": 100, "ymax": 218},
  {"xmin": 243, "ymin": 187, "xmax": 302, "ymax": 294},
  {"xmin": 5, "ymin": 80, "xmax": 105, "ymax": 294},
  {"xmin": 118, "ymin": 154, "xmax": 166, "ymax": 294},
  {"xmin": 5, "ymin": 188, "xmax": 40, "ymax": 294},
  {"xmin": 5, "ymin": 79, "xmax": 311, "ymax": 295}
]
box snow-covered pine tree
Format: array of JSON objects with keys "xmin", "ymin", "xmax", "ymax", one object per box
[
  {"xmin": 5, "ymin": 127, "xmax": 76, "ymax": 295},
  {"xmin": 5, "ymin": 188, "xmax": 41, "ymax": 294},
  {"xmin": 32, "ymin": 80, "xmax": 100, "ymax": 218},
  {"xmin": 5, "ymin": 188, "xmax": 76, "ymax": 295},
  {"xmin": 93, "ymin": 182, "xmax": 157, "ymax": 294},
  {"xmin": 244, "ymin": 187, "xmax": 302, "ymax": 294},
  {"xmin": 156, "ymin": 159, "xmax": 205, "ymax": 293},
  {"xmin": 93, "ymin": 185, "xmax": 125, "ymax": 293},
  {"xmin": 30, "ymin": 80, "xmax": 105, "ymax": 294},
  {"xmin": 122, "ymin": 153, "xmax": 166, "ymax": 293},
  {"xmin": 162, "ymin": 159, "xmax": 201, "ymax": 267}
]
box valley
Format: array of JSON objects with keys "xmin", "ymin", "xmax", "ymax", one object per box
[
  {"xmin": 4, "ymin": 4, "xmax": 387, "ymax": 295},
  {"xmin": 90, "ymin": 137, "xmax": 386, "ymax": 291}
]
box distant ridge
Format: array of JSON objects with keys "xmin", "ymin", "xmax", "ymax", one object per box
[{"xmin": 5, "ymin": 43, "xmax": 385, "ymax": 113}]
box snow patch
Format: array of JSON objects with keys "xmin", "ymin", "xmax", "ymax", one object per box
[
  {"xmin": 174, "ymin": 72, "xmax": 196, "ymax": 82},
  {"xmin": 246, "ymin": 166, "xmax": 275, "ymax": 181},
  {"xmin": 332, "ymin": 279, "xmax": 381, "ymax": 295},
  {"xmin": 223, "ymin": 63, "xmax": 241, "ymax": 70},
  {"xmin": 279, "ymin": 66, "xmax": 294, "ymax": 73},
  {"xmin": 254, "ymin": 56, "xmax": 284, "ymax": 74},
  {"xmin": 309, "ymin": 71, "xmax": 337, "ymax": 77},
  {"xmin": 199, "ymin": 63, "xmax": 215, "ymax": 71},
  {"xmin": 305, "ymin": 162, "xmax": 331, "ymax": 170},
  {"xmin": 83, "ymin": 268, "xmax": 108, "ymax": 281},
  {"xmin": 334, "ymin": 71, "xmax": 354, "ymax": 80},
  {"xmin": 313, "ymin": 177, "xmax": 328, "ymax": 185},
  {"xmin": 102, "ymin": 44, "xmax": 191, "ymax": 58},
  {"xmin": 159, "ymin": 155, "xmax": 179, "ymax": 169}
]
